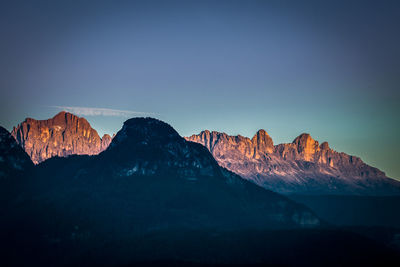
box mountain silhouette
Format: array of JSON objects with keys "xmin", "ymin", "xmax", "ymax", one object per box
[
  {"xmin": 0, "ymin": 117, "xmax": 325, "ymax": 265},
  {"xmin": 0, "ymin": 126, "xmax": 32, "ymax": 179},
  {"xmin": 2, "ymin": 118, "xmax": 400, "ymax": 266}
]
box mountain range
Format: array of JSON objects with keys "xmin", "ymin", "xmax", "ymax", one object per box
[
  {"xmin": 0, "ymin": 117, "xmax": 328, "ymax": 266},
  {"xmin": 3, "ymin": 117, "xmax": 319, "ymax": 228},
  {"xmin": 7, "ymin": 112, "xmax": 400, "ymax": 196},
  {"xmin": 1, "ymin": 113, "xmax": 400, "ymax": 265},
  {"xmin": 186, "ymin": 130, "xmax": 400, "ymax": 195}
]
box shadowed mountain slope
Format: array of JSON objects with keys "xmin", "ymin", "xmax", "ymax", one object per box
[
  {"xmin": 2, "ymin": 118, "xmax": 400, "ymax": 266},
  {"xmin": 0, "ymin": 126, "xmax": 33, "ymax": 179},
  {"xmin": 19, "ymin": 118, "xmax": 319, "ymax": 230},
  {"xmin": 0, "ymin": 118, "xmax": 323, "ymax": 264}
]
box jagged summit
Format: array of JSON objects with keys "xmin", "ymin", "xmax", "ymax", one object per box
[
  {"xmin": 12, "ymin": 112, "xmax": 112, "ymax": 163},
  {"xmin": 254, "ymin": 129, "xmax": 269, "ymax": 136},
  {"xmin": 291, "ymin": 133, "xmax": 319, "ymax": 161},
  {"xmin": 186, "ymin": 130, "xmax": 400, "ymax": 195},
  {"xmin": 50, "ymin": 110, "xmax": 68, "ymax": 119},
  {"xmin": 24, "ymin": 111, "xmax": 87, "ymax": 126},
  {"xmin": 187, "ymin": 129, "xmax": 276, "ymax": 159},
  {"xmin": 251, "ymin": 129, "xmax": 274, "ymax": 154},
  {"xmin": 293, "ymin": 133, "xmax": 313, "ymax": 144},
  {"xmin": 320, "ymin": 141, "xmax": 330, "ymax": 150}
]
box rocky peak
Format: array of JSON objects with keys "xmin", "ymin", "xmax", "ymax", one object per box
[
  {"xmin": 186, "ymin": 130, "xmax": 231, "ymax": 153},
  {"xmin": 101, "ymin": 134, "xmax": 113, "ymax": 151},
  {"xmin": 320, "ymin": 142, "xmax": 330, "ymax": 150},
  {"xmin": 51, "ymin": 110, "xmax": 76, "ymax": 124},
  {"xmin": 251, "ymin": 129, "xmax": 274, "ymax": 154},
  {"xmin": 105, "ymin": 118, "xmax": 221, "ymax": 178},
  {"xmin": 11, "ymin": 112, "xmax": 111, "ymax": 163},
  {"xmin": 186, "ymin": 129, "xmax": 275, "ymax": 160},
  {"xmin": 253, "ymin": 129, "xmax": 269, "ymax": 137},
  {"xmin": 108, "ymin": 117, "xmax": 188, "ymax": 160},
  {"xmin": 201, "ymin": 130, "xmax": 211, "ymax": 136},
  {"xmin": 292, "ymin": 133, "xmax": 315, "ymax": 146},
  {"xmin": 292, "ymin": 133, "xmax": 319, "ymax": 162},
  {"xmin": 111, "ymin": 117, "xmax": 181, "ymax": 148}
]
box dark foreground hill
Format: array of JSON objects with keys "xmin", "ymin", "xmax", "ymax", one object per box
[
  {"xmin": 0, "ymin": 118, "xmax": 399, "ymax": 266},
  {"xmin": 0, "ymin": 118, "xmax": 317, "ymax": 265}
]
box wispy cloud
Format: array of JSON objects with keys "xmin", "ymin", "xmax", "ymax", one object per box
[{"xmin": 51, "ymin": 106, "xmax": 155, "ymax": 117}]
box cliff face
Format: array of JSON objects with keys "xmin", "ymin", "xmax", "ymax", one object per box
[
  {"xmin": 101, "ymin": 134, "xmax": 113, "ymax": 151},
  {"xmin": 187, "ymin": 130, "xmax": 274, "ymax": 162},
  {"xmin": 186, "ymin": 131, "xmax": 400, "ymax": 195},
  {"xmin": 11, "ymin": 112, "xmax": 112, "ymax": 164}
]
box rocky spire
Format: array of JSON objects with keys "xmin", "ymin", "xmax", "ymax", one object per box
[
  {"xmin": 251, "ymin": 129, "xmax": 274, "ymax": 154},
  {"xmin": 292, "ymin": 133, "xmax": 319, "ymax": 162}
]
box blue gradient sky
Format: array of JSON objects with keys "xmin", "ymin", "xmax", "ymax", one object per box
[{"xmin": 1, "ymin": 0, "xmax": 399, "ymax": 179}]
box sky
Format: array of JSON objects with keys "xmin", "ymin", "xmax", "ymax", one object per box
[{"xmin": 0, "ymin": 0, "xmax": 399, "ymax": 179}]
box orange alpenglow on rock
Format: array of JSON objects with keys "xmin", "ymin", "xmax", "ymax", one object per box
[
  {"xmin": 186, "ymin": 130, "xmax": 400, "ymax": 195},
  {"xmin": 11, "ymin": 111, "xmax": 112, "ymax": 164},
  {"xmin": 251, "ymin": 129, "xmax": 274, "ymax": 156}
]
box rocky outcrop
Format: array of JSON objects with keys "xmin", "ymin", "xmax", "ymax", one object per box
[
  {"xmin": 101, "ymin": 134, "xmax": 113, "ymax": 151},
  {"xmin": 11, "ymin": 111, "xmax": 112, "ymax": 164},
  {"xmin": 187, "ymin": 129, "xmax": 274, "ymax": 162},
  {"xmin": 186, "ymin": 131, "xmax": 400, "ymax": 195}
]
